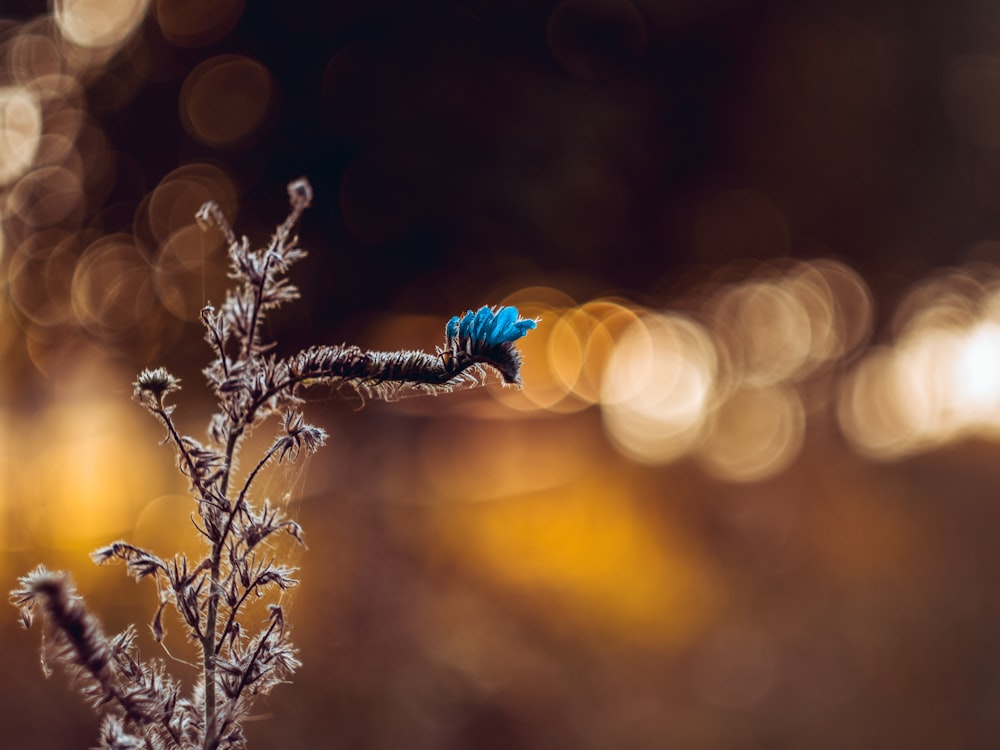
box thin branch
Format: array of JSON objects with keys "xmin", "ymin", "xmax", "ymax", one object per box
[
  {"xmin": 215, "ymin": 616, "xmax": 281, "ymax": 742},
  {"xmin": 153, "ymin": 402, "xmax": 226, "ymax": 512},
  {"xmin": 213, "ymin": 439, "xmax": 284, "ymax": 578},
  {"xmin": 240, "ymin": 253, "xmax": 273, "ymax": 362},
  {"xmin": 214, "ymin": 566, "xmax": 282, "ymax": 656}
]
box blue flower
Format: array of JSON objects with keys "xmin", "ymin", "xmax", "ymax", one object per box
[
  {"xmin": 444, "ymin": 305, "xmax": 537, "ymax": 385},
  {"xmin": 447, "ymin": 306, "xmax": 537, "ymax": 349}
]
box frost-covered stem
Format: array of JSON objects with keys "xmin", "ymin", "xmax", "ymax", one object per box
[
  {"xmin": 160, "ymin": 716, "xmax": 183, "ymax": 748},
  {"xmin": 154, "ymin": 401, "xmax": 219, "ymax": 508},
  {"xmin": 215, "ymin": 569, "xmax": 271, "ymax": 657},
  {"xmin": 241, "ymin": 253, "xmax": 272, "ymax": 362},
  {"xmin": 206, "ymin": 321, "xmax": 230, "ymax": 380},
  {"xmin": 203, "ymin": 448, "xmax": 236, "ymax": 750},
  {"xmin": 217, "ymin": 615, "xmax": 281, "ymax": 739},
  {"xmin": 203, "ymin": 547, "xmax": 221, "ymax": 750},
  {"xmin": 205, "ymin": 302, "xmax": 274, "ymax": 748},
  {"xmin": 19, "ymin": 573, "xmax": 160, "ymax": 749},
  {"xmin": 212, "ymin": 440, "xmax": 283, "ymax": 607},
  {"xmin": 237, "ymin": 442, "xmax": 282, "ymax": 512}
]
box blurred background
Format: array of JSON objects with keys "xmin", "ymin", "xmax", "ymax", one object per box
[{"xmin": 4, "ymin": 0, "xmax": 1000, "ymax": 747}]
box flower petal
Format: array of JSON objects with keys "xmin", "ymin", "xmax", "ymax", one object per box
[
  {"xmin": 475, "ymin": 306, "xmax": 493, "ymax": 337},
  {"xmin": 489, "ymin": 306, "xmax": 519, "ymax": 345},
  {"xmin": 458, "ymin": 310, "xmax": 476, "ymax": 339},
  {"xmin": 512, "ymin": 318, "xmax": 537, "ymax": 337}
]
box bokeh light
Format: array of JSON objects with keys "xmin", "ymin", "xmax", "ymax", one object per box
[
  {"xmin": 8, "ymin": 164, "xmax": 84, "ymax": 227},
  {"xmin": 838, "ymin": 266, "xmax": 1000, "ymax": 457},
  {"xmin": 489, "ymin": 286, "xmax": 583, "ymax": 413},
  {"xmin": 706, "ymin": 278, "xmax": 813, "ymax": 386},
  {"xmin": 0, "ymin": 86, "xmax": 42, "ymax": 186},
  {"xmin": 71, "ymin": 234, "xmax": 151, "ymax": 338},
  {"xmin": 601, "ymin": 312, "xmax": 717, "ymax": 464},
  {"xmin": 180, "ymin": 54, "xmax": 274, "ymax": 149},
  {"xmin": 696, "ymin": 384, "xmax": 806, "ymax": 482},
  {"xmin": 477, "ymin": 260, "xmax": 871, "ymax": 475},
  {"xmin": 144, "ymin": 162, "xmax": 238, "ymax": 246},
  {"xmin": 54, "ymin": 0, "xmax": 150, "ymax": 50},
  {"xmin": 9, "ymin": 29, "xmax": 67, "ymax": 84},
  {"xmin": 33, "ymin": 396, "xmax": 160, "ymax": 546},
  {"xmin": 7, "ymin": 229, "xmax": 79, "ymax": 328},
  {"xmin": 153, "ymin": 223, "xmax": 231, "ymax": 320},
  {"xmin": 703, "ymin": 260, "xmax": 870, "ymax": 392},
  {"xmin": 0, "ymin": 364, "xmax": 173, "ymax": 562}
]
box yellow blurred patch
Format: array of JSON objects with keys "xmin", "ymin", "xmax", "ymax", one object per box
[
  {"xmin": 35, "ymin": 398, "xmax": 169, "ymax": 546},
  {"xmin": 426, "ymin": 476, "xmax": 720, "ymax": 649}
]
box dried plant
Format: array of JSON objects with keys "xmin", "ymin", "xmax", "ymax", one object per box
[{"xmin": 10, "ymin": 178, "xmax": 537, "ymax": 750}]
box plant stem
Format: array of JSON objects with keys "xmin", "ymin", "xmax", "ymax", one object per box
[
  {"xmin": 203, "ymin": 425, "xmax": 243, "ymax": 750},
  {"xmin": 203, "ymin": 545, "xmax": 221, "ymax": 750}
]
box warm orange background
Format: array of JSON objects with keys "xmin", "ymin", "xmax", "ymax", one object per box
[{"xmin": 4, "ymin": 1, "xmax": 1000, "ymax": 747}]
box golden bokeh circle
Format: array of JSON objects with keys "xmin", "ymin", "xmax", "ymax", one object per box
[
  {"xmin": 696, "ymin": 385, "xmax": 806, "ymax": 483},
  {"xmin": 180, "ymin": 55, "xmax": 274, "ymax": 149},
  {"xmin": 0, "ymin": 86, "xmax": 42, "ymax": 186},
  {"xmin": 54, "ymin": 0, "xmax": 150, "ymax": 49},
  {"xmin": 70, "ymin": 234, "xmax": 154, "ymax": 338},
  {"xmin": 601, "ymin": 312, "xmax": 717, "ymax": 465}
]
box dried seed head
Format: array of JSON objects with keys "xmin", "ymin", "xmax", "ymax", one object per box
[
  {"xmin": 287, "ymin": 177, "xmax": 312, "ymax": 208},
  {"xmin": 133, "ymin": 368, "xmax": 181, "ymax": 402}
]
